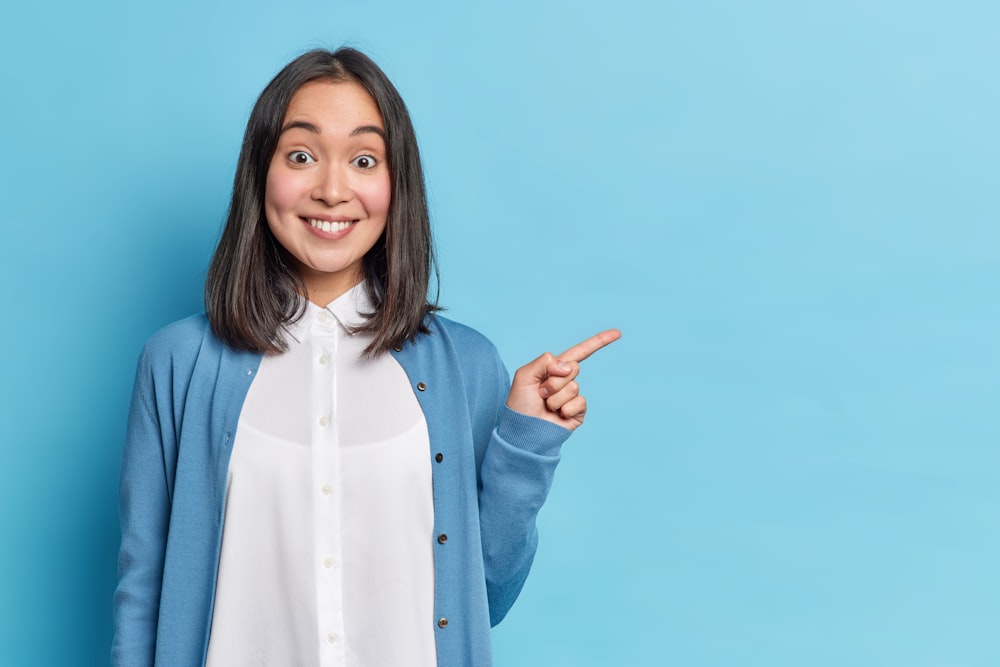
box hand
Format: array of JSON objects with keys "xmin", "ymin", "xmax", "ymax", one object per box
[{"xmin": 505, "ymin": 329, "xmax": 621, "ymax": 431}]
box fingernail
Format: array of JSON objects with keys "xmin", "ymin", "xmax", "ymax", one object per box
[
  {"xmin": 557, "ymin": 361, "xmax": 570, "ymax": 371},
  {"xmin": 539, "ymin": 387, "xmax": 550, "ymax": 398}
]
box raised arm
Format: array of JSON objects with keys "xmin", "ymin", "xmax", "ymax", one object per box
[{"xmin": 479, "ymin": 329, "xmax": 621, "ymax": 623}]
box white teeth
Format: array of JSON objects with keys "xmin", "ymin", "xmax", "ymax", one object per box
[{"xmin": 309, "ymin": 219, "xmax": 353, "ymax": 233}]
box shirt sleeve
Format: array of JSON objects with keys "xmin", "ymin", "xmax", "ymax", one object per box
[
  {"xmin": 111, "ymin": 348, "xmax": 170, "ymax": 666},
  {"xmin": 476, "ymin": 355, "xmax": 572, "ymax": 626}
]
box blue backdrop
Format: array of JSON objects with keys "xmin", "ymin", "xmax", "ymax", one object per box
[{"xmin": 1, "ymin": 1, "xmax": 997, "ymax": 665}]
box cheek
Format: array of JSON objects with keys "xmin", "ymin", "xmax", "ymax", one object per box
[
  {"xmin": 361, "ymin": 173, "xmax": 392, "ymax": 218},
  {"xmin": 264, "ymin": 167, "xmax": 301, "ymax": 219}
]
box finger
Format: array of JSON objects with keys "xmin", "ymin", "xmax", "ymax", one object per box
[
  {"xmin": 544, "ymin": 380, "xmax": 580, "ymax": 413},
  {"xmin": 557, "ymin": 395, "xmax": 587, "ymax": 423},
  {"xmin": 539, "ymin": 361, "xmax": 579, "ymax": 398},
  {"xmin": 558, "ymin": 328, "xmax": 622, "ymax": 364}
]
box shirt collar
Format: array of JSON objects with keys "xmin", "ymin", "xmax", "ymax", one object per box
[
  {"xmin": 284, "ymin": 282, "xmax": 373, "ymax": 343},
  {"xmin": 324, "ymin": 281, "xmax": 373, "ymax": 330}
]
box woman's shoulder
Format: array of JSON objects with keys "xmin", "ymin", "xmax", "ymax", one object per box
[
  {"xmin": 426, "ymin": 314, "xmax": 501, "ymax": 357},
  {"xmin": 415, "ymin": 314, "xmax": 510, "ymax": 410},
  {"xmin": 135, "ymin": 313, "xmax": 261, "ymax": 387},
  {"xmin": 137, "ymin": 313, "xmax": 243, "ymax": 370},
  {"xmin": 141, "ymin": 313, "xmax": 212, "ymax": 354}
]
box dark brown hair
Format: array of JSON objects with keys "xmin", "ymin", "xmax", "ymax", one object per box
[{"xmin": 205, "ymin": 47, "xmax": 438, "ymax": 356}]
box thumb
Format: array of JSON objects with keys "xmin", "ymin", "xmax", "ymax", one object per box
[{"xmin": 512, "ymin": 352, "xmax": 567, "ymax": 388}]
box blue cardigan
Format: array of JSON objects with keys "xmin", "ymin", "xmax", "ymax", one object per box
[{"xmin": 112, "ymin": 313, "xmax": 570, "ymax": 666}]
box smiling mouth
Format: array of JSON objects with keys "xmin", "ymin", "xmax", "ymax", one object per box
[{"xmin": 307, "ymin": 218, "xmax": 357, "ymax": 233}]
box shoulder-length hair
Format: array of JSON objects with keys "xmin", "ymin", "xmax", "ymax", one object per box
[{"xmin": 205, "ymin": 47, "xmax": 438, "ymax": 356}]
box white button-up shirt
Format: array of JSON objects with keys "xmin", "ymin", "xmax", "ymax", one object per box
[{"xmin": 205, "ymin": 284, "xmax": 437, "ymax": 666}]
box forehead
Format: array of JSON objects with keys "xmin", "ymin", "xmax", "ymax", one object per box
[{"xmin": 283, "ymin": 80, "xmax": 384, "ymax": 129}]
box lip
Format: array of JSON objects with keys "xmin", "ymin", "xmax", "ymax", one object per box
[{"xmin": 301, "ymin": 215, "xmax": 359, "ymax": 239}]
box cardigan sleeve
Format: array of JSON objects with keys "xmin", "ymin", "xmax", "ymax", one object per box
[
  {"xmin": 476, "ymin": 354, "xmax": 572, "ymax": 626},
  {"xmin": 111, "ymin": 347, "xmax": 171, "ymax": 666}
]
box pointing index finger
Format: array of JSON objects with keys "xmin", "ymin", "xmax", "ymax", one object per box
[{"xmin": 557, "ymin": 328, "xmax": 622, "ymax": 363}]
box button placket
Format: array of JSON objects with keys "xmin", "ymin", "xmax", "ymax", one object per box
[{"xmin": 312, "ymin": 318, "xmax": 345, "ymax": 662}]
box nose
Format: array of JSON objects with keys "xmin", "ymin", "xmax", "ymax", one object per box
[{"xmin": 311, "ymin": 163, "xmax": 352, "ymax": 207}]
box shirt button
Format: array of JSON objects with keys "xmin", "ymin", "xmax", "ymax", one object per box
[
  {"xmin": 318, "ymin": 312, "xmax": 330, "ymax": 323},
  {"xmin": 319, "ymin": 416, "xmax": 329, "ymax": 428},
  {"xmin": 319, "ymin": 354, "xmax": 330, "ymax": 365},
  {"xmin": 323, "ymin": 556, "xmax": 334, "ymax": 568},
  {"xmin": 321, "ymin": 483, "xmax": 331, "ymax": 495},
  {"xmin": 327, "ymin": 631, "xmax": 338, "ymax": 643},
  {"xmin": 438, "ymin": 617, "xmax": 448, "ymax": 629},
  {"xmin": 437, "ymin": 533, "xmax": 448, "ymax": 544},
  {"xmin": 417, "ymin": 382, "xmax": 427, "ymax": 391},
  {"xmin": 435, "ymin": 453, "xmax": 444, "ymax": 463}
]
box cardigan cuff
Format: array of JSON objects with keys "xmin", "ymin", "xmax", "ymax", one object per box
[{"xmin": 496, "ymin": 406, "xmax": 571, "ymax": 458}]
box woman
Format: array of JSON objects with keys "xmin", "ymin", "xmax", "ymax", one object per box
[{"xmin": 112, "ymin": 47, "xmax": 619, "ymax": 667}]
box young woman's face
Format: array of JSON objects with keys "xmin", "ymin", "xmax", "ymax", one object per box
[{"xmin": 265, "ymin": 79, "xmax": 391, "ymax": 305}]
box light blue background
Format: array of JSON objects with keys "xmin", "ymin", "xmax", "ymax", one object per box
[{"xmin": 1, "ymin": 1, "xmax": 997, "ymax": 665}]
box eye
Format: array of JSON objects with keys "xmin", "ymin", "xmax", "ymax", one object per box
[
  {"xmin": 351, "ymin": 154, "xmax": 378, "ymax": 170},
  {"xmin": 288, "ymin": 151, "xmax": 315, "ymax": 165}
]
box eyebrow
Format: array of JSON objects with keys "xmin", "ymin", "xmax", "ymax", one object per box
[
  {"xmin": 279, "ymin": 121, "xmax": 386, "ymax": 139},
  {"xmin": 351, "ymin": 124, "xmax": 386, "ymax": 139},
  {"xmin": 280, "ymin": 120, "xmax": 320, "ymax": 134}
]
